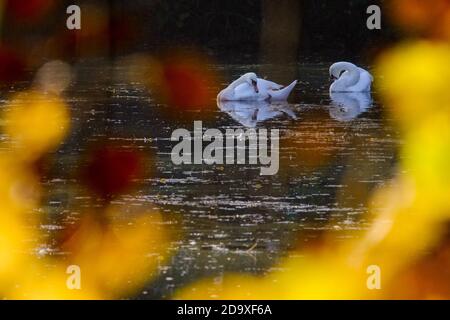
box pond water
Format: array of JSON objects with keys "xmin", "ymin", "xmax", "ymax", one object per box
[{"xmin": 2, "ymin": 62, "xmax": 401, "ymax": 299}]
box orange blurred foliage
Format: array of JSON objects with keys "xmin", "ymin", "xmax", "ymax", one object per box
[
  {"xmin": 147, "ymin": 51, "xmax": 220, "ymax": 110},
  {"xmin": 387, "ymin": 0, "xmax": 450, "ymax": 40},
  {"xmin": 56, "ymin": 205, "xmax": 170, "ymax": 299}
]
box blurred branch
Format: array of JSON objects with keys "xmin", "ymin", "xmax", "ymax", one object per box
[
  {"xmin": 260, "ymin": 0, "xmax": 301, "ymax": 63},
  {"xmin": 260, "ymin": 0, "xmax": 302, "ymax": 81},
  {"xmin": 108, "ymin": 0, "xmax": 117, "ymax": 59}
]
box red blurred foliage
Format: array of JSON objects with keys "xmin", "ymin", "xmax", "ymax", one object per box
[
  {"xmin": 162, "ymin": 62, "xmax": 211, "ymax": 108},
  {"xmin": 153, "ymin": 53, "xmax": 219, "ymax": 109},
  {"xmin": 6, "ymin": 0, "xmax": 55, "ymax": 23},
  {"xmin": 0, "ymin": 46, "xmax": 26, "ymax": 84},
  {"xmin": 82, "ymin": 146, "xmax": 144, "ymax": 200}
]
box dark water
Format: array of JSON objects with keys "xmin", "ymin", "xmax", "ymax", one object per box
[{"xmin": 2, "ymin": 62, "xmax": 401, "ymax": 299}]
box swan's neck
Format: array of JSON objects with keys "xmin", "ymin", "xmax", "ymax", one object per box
[
  {"xmin": 332, "ymin": 63, "xmax": 360, "ymax": 91},
  {"xmin": 218, "ymin": 75, "xmax": 248, "ymax": 100},
  {"xmin": 228, "ymin": 75, "xmax": 247, "ymax": 90}
]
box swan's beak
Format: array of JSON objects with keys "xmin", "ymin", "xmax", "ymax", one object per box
[
  {"xmin": 252, "ymin": 80, "xmax": 259, "ymax": 93},
  {"xmin": 330, "ymin": 75, "xmax": 337, "ymax": 82}
]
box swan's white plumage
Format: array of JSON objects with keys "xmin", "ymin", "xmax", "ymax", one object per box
[
  {"xmin": 233, "ymin": 82, "xmax": 261, "ymax": 101},
  {"xmin": 264, "ymin": 79, "xmax": 298, "ymax": 101},
  {"xmin": 218, "ymin": 73, "xmax": 297, "ymax": 101},
  {"xmin": 329, "ymin": 62, "xmax": 373, "ymax": 93}
]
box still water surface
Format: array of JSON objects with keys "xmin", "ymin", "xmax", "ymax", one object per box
[{"xmin": 3, "ymin": 62, "xmax": 401, "ymax": 299}]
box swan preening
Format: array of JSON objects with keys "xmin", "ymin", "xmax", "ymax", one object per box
[
  {"xmin": 217, "ymin": 63, "xmax": 374, "ymax": 124},
  {"xmin": 218, "ymin": 62, "xmax": 373, "ymax": 101},
  {"xmin": 217, "ymin": 73, "xmax": 298, "ymax": 102},
  {"xmin": 329, "ymin": 62, "xmax": 373, "ymax": 93}
]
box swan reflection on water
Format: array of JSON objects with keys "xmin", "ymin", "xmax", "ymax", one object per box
[
  {"xmin": 329, "ymin": 91, "xmax": 373, "ymax": 122},
  {"xmin": 217, "ymin": 100, "xmax": 297, "ymax": 128}
]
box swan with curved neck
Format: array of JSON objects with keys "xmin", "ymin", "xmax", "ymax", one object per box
[
  {"xmin": 218, "ymin": 72, "xmax": 297, "ymax": 101},
  {"xmin": 218, "ymin": 73, "xmax": 259, "ymax": 101},
  {"xmin": 329, "ymin": 62, "xmax": 373, "ymax": 93}
]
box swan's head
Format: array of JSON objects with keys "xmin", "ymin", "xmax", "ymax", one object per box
[
  {"xmin": 329, "ymin": 62, "xmax": 355, "ymax": 80},
  {"xmin": 243, "ymin": 72, "xmax": 259, "ymax": 93}
]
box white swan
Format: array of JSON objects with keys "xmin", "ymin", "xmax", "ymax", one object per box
[
  {"xmin": 218, "ymin": 100, "xmax": 296, "ymax": 128},
  {"xmin": 217, "ymin": 72, "xmax": 297, "ymax": 101},
  {"xmin": 329, "ymin": 62, "xmax": 373, "ymax": 93},
  {"xmin": 329, "ymin": 91, "xmax": 372, "ymax": 121}
]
